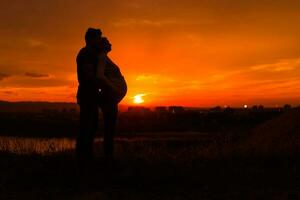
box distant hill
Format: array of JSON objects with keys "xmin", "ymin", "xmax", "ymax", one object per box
[
  {"xmin": 242, "ymin": 108, "xmax": 300, "ymax": 155},
  {"xmin": 0, "ymin": 101, "xmax": 129, "ymax": 113},
  {"xmin": 0, "ymin": 101, "xmax": 79, "ymax": 113}
]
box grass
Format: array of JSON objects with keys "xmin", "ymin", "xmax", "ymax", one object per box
[
  {"xmin": 0, "ymin": 130, "xmax": 299, "ymax": 199},
  {"xmin": 0, "ymin": 131, "xmax": 233, "ymax": 158}
]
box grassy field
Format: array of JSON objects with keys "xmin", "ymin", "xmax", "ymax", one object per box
[
  {"xmin": 0, "ymin": 109, "xmax": 300, "ymax": 199},
  {"xmin": 0, "ymin": 132, "xmax": 299, "ymax": 199}
]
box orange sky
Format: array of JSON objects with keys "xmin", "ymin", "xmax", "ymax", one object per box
[{"xmin": 0, "ymin": 0, "xmax": 300, "ymax": 107}]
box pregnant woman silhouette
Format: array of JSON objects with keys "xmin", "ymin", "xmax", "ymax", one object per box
[{"xmin": 96, "ymin": 37, "xmax": 127, "ymax": 163}]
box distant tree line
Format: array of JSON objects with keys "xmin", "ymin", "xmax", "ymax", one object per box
[{"xmin": 0, "ymin": 104, "xmax": 290, "ymax": 138}]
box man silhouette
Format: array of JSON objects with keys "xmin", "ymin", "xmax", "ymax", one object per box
[{"xmin": 75, "ymin": 28, "xmax": 103, "ymax": 171}]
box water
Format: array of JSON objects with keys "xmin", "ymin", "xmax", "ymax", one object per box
[
  {"xmin": 0, "ymin": 136, "xmax": 75, "ymax": 155},
  {"xmin": 0, "ymin": 132, "xmax": 215, "ymax": 156}
]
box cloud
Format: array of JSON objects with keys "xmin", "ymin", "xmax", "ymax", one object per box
[
  {"xmin": 250, "ymin": 58, "xmax": 300, "ymax": 72},
  {"xmin": 0, "ymin": 86, "xmax": 76, "ymax": 102},
  {"xmin": 2, "ymin": 91, "xmax": 13, "ymax": 94},
  {"xmin": 113, "ymin": 18, "xmax": 215, "ymax": 27},
  {"xmin": 136, "ymin": 74, "xmax": 175, "ymax": 84},
  {"xmin": 25, "ymin": 38, "xmax": 44, "ymax": 48},
  {"xmin": 0, "ymin": 73, "xmax": 11, "ymax": 81},
  {"xmin": 25, "ymin": 72, "xmax": 50, "ymax": 78}
]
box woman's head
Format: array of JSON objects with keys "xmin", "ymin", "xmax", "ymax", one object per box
[{"xmin": 100, "ymin": 37, "xmax": 112, "ymax": 53}]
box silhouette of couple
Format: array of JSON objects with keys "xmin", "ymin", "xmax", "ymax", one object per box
[{"xmin": 75, "ymin": 28, "xmax": 127, "ymax": 170}]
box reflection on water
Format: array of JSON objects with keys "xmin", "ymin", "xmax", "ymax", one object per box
[
  {"xmin": 0, "ymin": 136, "xmax": 184, "ymax": 155},
  {"xmin": 0, "ymin": 132, "xmax": 215, "ymax": 157},
  {"xmin": 0, "ymin": 136, "xmax": 169, "ymax": 155},
  {"xmin": 0, "ymin": 136, "xmax": 76, "ymax": 155}
]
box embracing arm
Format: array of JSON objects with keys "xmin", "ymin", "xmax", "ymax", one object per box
[
  {"xmin": 96, "ymin": 52, "xmax": 106, "ymax": 80},
  {"xmin": 79, "ymin": 61, "xmax": 97, "ymax": 86},
  {"xmin": 78, "ymin": 53, "xmax": 109, "ymax": 87},
  {"xmin": 96, "ymin": 53, "xmax": 120, "ymax": 95}
]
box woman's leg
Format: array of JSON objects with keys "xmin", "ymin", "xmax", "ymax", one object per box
[{"xmin": 100, "ymin": 103, "xmax": 118, "ymax": 161}]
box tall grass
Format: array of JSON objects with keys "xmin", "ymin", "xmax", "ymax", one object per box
[
  {"xmin": 0, "ymin": 136, "xmax": 75, "ymax": 155},
  {"xmin": 0, "ymin": 133, "xmax": 234, "ymax": 161}
]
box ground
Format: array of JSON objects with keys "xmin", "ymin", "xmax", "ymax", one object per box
[{"xmin": 0, "ymin": 133, "xmax": 299, "ymax": 200}]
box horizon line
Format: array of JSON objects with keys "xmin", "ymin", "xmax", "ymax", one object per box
[{"xmin": 0, "ymin": 100, "xmax": 298, "ymax": 109}]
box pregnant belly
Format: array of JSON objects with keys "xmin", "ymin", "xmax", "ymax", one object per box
[
  {"xmin": 111, "ymin": 76, "xmax": 127, "ymax": 99},
  {"xmin": 98, "ymin": 76, "xmax": 127, "ymax": 104}
]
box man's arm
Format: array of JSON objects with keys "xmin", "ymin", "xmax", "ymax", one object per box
[
  {"xmin": 81, "ymin": 62, "xmax": 97, "ymax": 85},
  {"xmin": 96, "ymin": 53, "xmax": 106, "ymax": 79},
  {"xmin": 96, "ymin": 53, "xmax": 121, "ymax": 95},
  {"xmin": 80, "ymin": 52, "xmax": 120, "ymax": 95},
  {"xmin": 80, "ymin": 54, "xmax": 111, "ymax": 90}
]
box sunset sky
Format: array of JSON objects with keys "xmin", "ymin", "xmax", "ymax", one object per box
[{"xmin": 1, "ymin": 0, "xmax": 300, "ymax": 107}]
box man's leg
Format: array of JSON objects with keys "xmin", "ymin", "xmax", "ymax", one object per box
[
  {"xmin": 76, "ymin": 102, "xmax": 99, "ymax": 169},
  {"xmin": 101, "ymin": 103, "xmax": 118, "ymax": 162}
]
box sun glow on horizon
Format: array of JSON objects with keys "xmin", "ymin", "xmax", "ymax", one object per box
[{"xmin": 133, "ymin": 94, "xmax": 146, "ymax": 104}]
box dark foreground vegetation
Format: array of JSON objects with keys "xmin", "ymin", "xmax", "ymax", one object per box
[
  {"xmin": 0, "ymin": 103, "xmax": 299, "ymax": 199},
  {"xmin": 0, "ymin": 142, "xmax": 299, "ymax": 200}
]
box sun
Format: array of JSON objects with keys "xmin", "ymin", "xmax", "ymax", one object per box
[{"xmin": 133, "ymin": 94, "xmax": 146, "ymax": 104}]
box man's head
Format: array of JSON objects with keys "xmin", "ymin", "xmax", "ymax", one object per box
[{"xmin": 85, "ymin": 28, "xmax": 102, "ymax": 47}]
